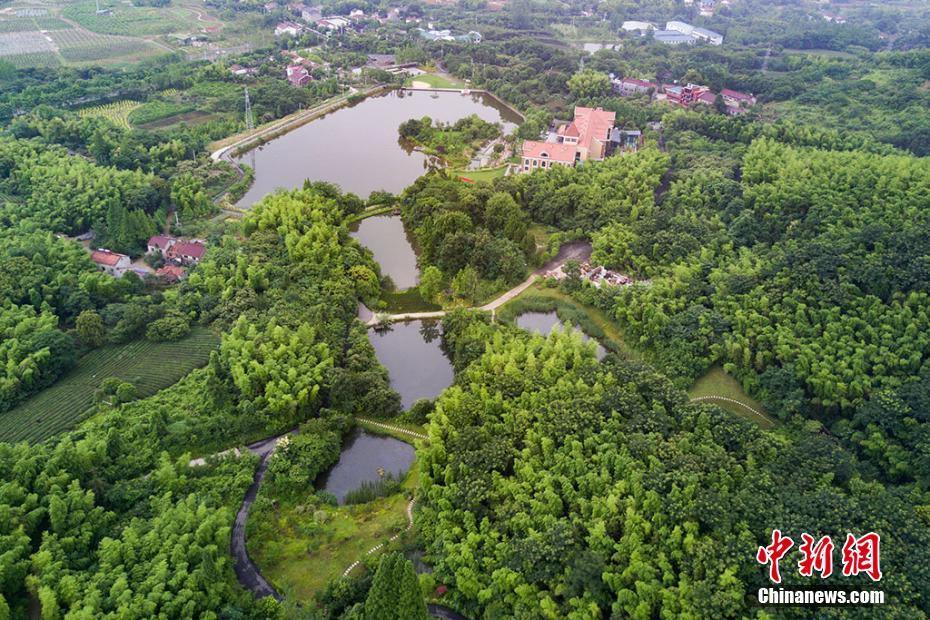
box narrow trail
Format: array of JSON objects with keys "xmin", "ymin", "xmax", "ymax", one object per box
[
  {"xmin": 689, "ymin": 395, "xmax": 774, "ymax": 426},
  {"xmin": 366, "ymin": 241, "xmax": 592, "ymax": 327}
]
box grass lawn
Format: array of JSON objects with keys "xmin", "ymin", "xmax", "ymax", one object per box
[
  {"xmin": 251, "ymin": 458, "xmax": 419, "ymax": 602},
  {"xmin": 451, "ymin": 165, "xmax": 507, "ymax": 183},
  {"xmin": 0, "ymin": 328, "xmax": 219, "ymax": 444},
  {"xmin": 688, "ymin": 366, "xmax": 777, "ymax": 430},
  {"xmin": 405, "ymin": 72, "xmax": 466, "ymax": 89}
]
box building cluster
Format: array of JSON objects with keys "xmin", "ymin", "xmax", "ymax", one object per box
[
  {"xmin": 544, "ymin": 261, "xmax": 635, "ymax": 288},
  {"xmin": 520, "ymin": 107, "xmax": 646, "ymax": 173},
  {"xmin": 612, "ymin": 76, "xmax": 756, "ymax": 116},
  {"xmin": 653, "ymin": 21, "xmax": 723, "ymax": 45}
]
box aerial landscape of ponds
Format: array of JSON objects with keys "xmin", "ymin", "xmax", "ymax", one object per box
[
  {"xmin": 516, "ymin": 311, "xmax": 607, "ymax": 360},
  {"xmin": 235, "ymin": 89, "xmax": 521, "ymax": 205},
  {"xmin": 349, "ymin": 215, "xmax": 419, "ymax": 289},
  {"xmin": 367, "ymin": 320, "xmax": 454, "ymax": 409},
  {"xmin": 317, "ymin": 428, "xmax": 416, "ymax": 504}
]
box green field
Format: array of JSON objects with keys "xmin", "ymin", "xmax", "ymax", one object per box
[
  {"xmin": 250, "ymin": 456, "xmax": 418, "ymax": 601},
  {"xmin": 405, "ymin": 72, "xmax": 467, "ymax": 89},
  {"xmin": 451, "ymin": 165, "xmax": 508, "ymax": 183},
  {"xmin": 688, "ymin": 366, "xmax": 776, "ymax": 429},
  {"xmin": 62, "ymin": 0, "xmax": 189, "ymax": 36},
  {"xmin": 0, "ymin": 328, "xmax": 220, "ymax": 444}
]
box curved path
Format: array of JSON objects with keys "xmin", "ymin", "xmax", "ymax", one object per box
[
  {"xmin": 220, "ymin": 433, "xmax": 293, "ymax": 600},
  {"xmin": 367, "ymin": 241, "xmax": 592, "ymax": 327},
  {"xmin": 689, "ymin": 395, "xmax": 774, "ymax": 426}
]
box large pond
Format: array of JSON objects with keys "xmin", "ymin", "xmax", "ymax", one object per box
[
  {"xmin": 235, "ymin": 89, "xmax": 521, "ymax": 205},
  {"xmin": 317, "ymin": 428, "xmax": 415, "ymax": 504},
  {"xmin": 368, "ymin": 319, "xmax": 454, "ymax": 409},
  {"xmin": 349, "ymin": 215, "xmax": 419, "ymax": 289},
  {"xmin": 516, "ymin": 311, "xmax": 607, "ymax": 360}
]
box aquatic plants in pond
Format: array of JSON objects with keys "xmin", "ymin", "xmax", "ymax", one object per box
[{"xmin": 317, "ymin": 429, "xmax": 416, "ymax": 503}]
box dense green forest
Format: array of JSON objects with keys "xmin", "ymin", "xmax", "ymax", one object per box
[
  {"xmin": 418, "ymin": 310, "xmax": 930, "ymax": 617},
  {"xmin": 2, "ymin": 0, "xmax": 930, "ymax": 616}
]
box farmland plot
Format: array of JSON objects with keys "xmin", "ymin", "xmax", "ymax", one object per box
[
  {"xmin": 79, "ymin": 100, "xmax": 143, "ymax": 129},
  {"xmin": 0, "ymin": 30, "xmax": 56, "ymax": 56},
  {"xmin": 62, "ymin": 1, "xmax": 188, "ymax": 36},
  {"xmin": 0, "ymin": 328, "xmax": 220, "ymax": 444},
  {"xmin": 52, "ymin": 28, "xmax": 159, "ymax": 63}
]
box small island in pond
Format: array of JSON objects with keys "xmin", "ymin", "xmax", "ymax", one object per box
[{"xmin": 398, "ymin": 114, "xmax": 505, "ymax": 168}]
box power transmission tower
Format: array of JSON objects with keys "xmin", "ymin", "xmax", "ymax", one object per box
[{"xmin": 244, "ymin": 87, "xmax": 255, "ymax": 169}]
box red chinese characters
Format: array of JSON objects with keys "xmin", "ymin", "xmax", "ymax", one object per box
[
  {"xmin": 756, "ymin": 529, "xmax": 795, "ymax": 584},
  {"xmin": 798, "ymin": 534, "xmax": 834, "ymax": 578},
  {"xmin": 757, "ymin": 531, "xmax": 882, "ymax": 582},
  {"xmin": 841, "ymin": 532, "xmax": 883, "ymax": 582}
]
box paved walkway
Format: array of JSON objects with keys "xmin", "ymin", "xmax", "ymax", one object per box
[{"xmin": 367, "ymin": 241, "xmax": 592, "ymax": 327}]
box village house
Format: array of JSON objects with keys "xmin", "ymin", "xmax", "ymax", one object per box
[
  {"xmin": 663, "ymin": 83, "xmax": 714, "ymax": 107},
  {"xmin": 316, "ymin": 16, "xmax": 350, "ymax": 30},
  {"xmin": 274, "ymin": 21, "xmax": 303, "ymax": 37},
  {"xmin": 147, "ymin": 235, "xmax": 207, "ymax": 265},
  {"xmin": 521, "ymin": 107, "xmax": 616, "ymax": 172},
  {"xmin": 699, "ymin": 0, "xmax": 716, "ymax": 17},
  {"xmin": 286, "ymin": 64, "xmax": 311, "ymax": 86},
  {"xmin": 621, "ymin": 20, "xmax": 655, "ymax": 35},
  {"xmin": 156, "ymin": 265, "xmax": 188, "ymax": 283},
  {"xmin": 721, "ymin": 88, "xmax": 757, "ymax": 114},
  {"xmin": 300, "ymin": 6, "xmax": 322, "ymax": 22},
  {"xmin": 229, "ymin": 64, "xmax": 255, "ymax": 76},
  {"xmin": 614, "ymin": 77, "xmax": 657, "ymax": 97},
  {"xmin": 147, "ymin": 234, "xmax": 176, "ymax": 256},
  {"xmin": 263, "ymin": 1, "xmax": 277, "ymax": 13},
  {"xmin": 166, "ymin": 240, "xmax": 207, "ymax": 265},
  {"xmin": 91, "ymin": 249, "xmax": 131, "ymax": 277},
  {"xmin": 656, "ymin": 21, "xmax": 723, "ymax": 45}
]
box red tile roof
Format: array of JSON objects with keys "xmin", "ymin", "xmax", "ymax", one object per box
[
  {"xmin": 168, "ymin": 240, "xmax": 206, "ymax": 260},
  {"xmin": 156, "ymin": 265, "xmax": 187, "ymax": 281},
  {"xmin": 572, "ymin": 106, "xmax": 616, "ymax": 153},
  {"xmin": 91, "ymin": 249, "xmax": 128, "ymax": 266},
  {"xmin": 522, "ymin": 140, "xmax": 577, "ymax": 163},
  {"xmin": 721, "ymin": 88, "xmax": 755, "ymax": 103},
  {"xmin": 148, "ymin": 235, "xmax": 175, "ymax": 250}
]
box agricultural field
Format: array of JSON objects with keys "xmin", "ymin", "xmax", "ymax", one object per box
[
  {"xmin": 0, "ymin": 328, "xmax": 220, "ymax": 444},
  {"xmin": 52, "ymin": 28, "xmax": 161, "ymax": 64},
  {"xmin": 61, "ymin": 0, "xmax": 190, "ymax": 37},
  {"xmin": 78, "ymin": 99, "xmax": 143, "ymax": 129}
]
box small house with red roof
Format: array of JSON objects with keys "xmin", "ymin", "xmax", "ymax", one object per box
[
  {"xmin": 286, "ymin": 64, "xmax": 311, "ymax": 86},
  {"xmin": 615, "ymin": 77, "xmax": 657, "ymax": 97},
  {"xmin": 721, "ymin": 88, "xmax": 757, "ymax": 115},
  {"xmin": 91, "ymin": 249, "xmax": 131, "ymax": 277},
  {"xmin": 156, "ymin": 265, "xmax": 188, "ymax": 283},
  {"xmin": 147, "ymin": 235, "xmax": 176, "ymax": 256},
  {"xmin": 166, "ymin": 240, "xmax": 207, "ymax": 265},
  {"xmin": 520, "ymin": 107, "xmax": 616, "ymax": 173}
]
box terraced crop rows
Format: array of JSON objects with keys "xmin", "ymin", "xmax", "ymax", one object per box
[
  {"xmin": 0, "ymin": 328, "xmax": 219, "ymax": 444},
  {"xmin": 62, "ymin": 1, "xmax": 188, "ymax": 36},
  {"xmin": 79, "ymin": 100, "xmax": 143, "ymax": 129}
]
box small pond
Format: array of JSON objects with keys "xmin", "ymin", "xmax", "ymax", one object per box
[
  {"xmin": 368, "ymin": 319, "xmax": 454, "ymax": 409},
  {"xmin": 317, "ymin": 428, "xmax": 416, "ymax": 504},
  {"xmin": 516, "ymin": 311, "xmax": 607, "ymax": 360},
  {"xmin": 349, "ymin": 215, "xmax": 419, "ymax": 290}
]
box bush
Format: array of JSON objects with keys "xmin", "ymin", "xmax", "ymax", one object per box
[{"xmin": 146, "ymin": 314, "xmax": 191, "ymax": 342}]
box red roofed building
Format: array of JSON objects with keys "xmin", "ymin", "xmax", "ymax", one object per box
[
  {"xmin": 664, "ymin": 83, "xmax": 713, "ymax": 107},
  {"xmin": 147, "ymin": 235, "xmax": 177, "ymax": 256},
  {"xmin": 615, "ymin": 77, "xmax": 657, "ymax": 97},
  {"xmin": 156, "ymin": 265, "xmax": 188, "ymax": 282},
  {"xmin": 167, "ymin": 240, "xmax": 207, "ymax": 265},
  {"xmin": 721, "ymin": 88, "xmax": 757, "ymax": 115},
  {"xmin": 91, "ymin": 249, "xmax": 131, "ymax": 277},
  {"xmin": 520, "ymin": 107, "xmax": 616, "ymax": 173},
  {"xmin": 286, "ymin": 64, "xmax": 311, "ymax": 86}
]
